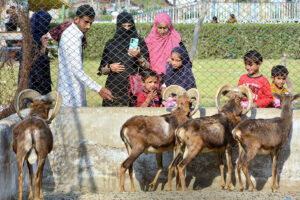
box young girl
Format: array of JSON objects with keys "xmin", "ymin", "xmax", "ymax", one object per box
[
  {"xmin": 162, "ymin": 46, "xmax": 197, "ymax": 92},
  {"xmin": 137, "ymin": 69, "xmax": 160, "ymax": 107}
]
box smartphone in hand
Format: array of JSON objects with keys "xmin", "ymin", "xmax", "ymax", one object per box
[{"xmin": 129, "ymin": 38, "xmax": 139, "ymax": 50}]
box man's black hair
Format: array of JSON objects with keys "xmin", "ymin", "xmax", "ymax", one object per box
[
  {"xmin": 243, "ymin": 50, "xmax": 263, "ymax": 65},
  {"xmin": 271, "ymin": 65, "xmax": 289, "ymax": 77},
  {"xmin": 10, "ymin": 6, "xmax": 16, "ymax": 9},
  {"xmin": 76, "ymin": 5, "xmax": 95, "ymax": 18},
  {"xmin": 140, "ymin": 69, "xmax": 158, "ymax": 81}
]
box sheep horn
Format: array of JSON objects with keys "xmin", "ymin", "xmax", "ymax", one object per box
[
  {"xmin": 45, "ymin": 91, "xmax": 62, "ymax": 122},
  {"xmin": 186, "ymin": 88, "xmax": 201, "ymax": 116},
  {"xmin": 14, "ymin": 89, "xmax": 41, "ymax": 120},
  {"xmin": 162, "ymin": 85, "xmax": 186, "ymax": 101},
  {"xmin": 215, "ymin": 84, "xmax": 236, "ymax": 111},
  {"xmin": 238, "ymin": 85, "xmax": 253, "ymax": 114}
]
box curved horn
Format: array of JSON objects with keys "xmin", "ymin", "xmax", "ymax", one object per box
[
  {"xmin": 238, "ymin": 85, "xmax": 253, "ymax": 114},
  {"xmin": 162, "ymin": 85, "xmax": 186, "ymax": 101},
  {"xmin": 14, "ymin": 89, "xmax": 41, "ymax": 120},
  {"xmin": 45, "ymin": 91, "xmax": 62, "ymax": 122},
  {"xmin": 215, "ymin": 84, "xmax": 236, "ymax": 111},
  {"xmin": 186, "ymin": 88, "xmax": 201, "ymax": 116}
]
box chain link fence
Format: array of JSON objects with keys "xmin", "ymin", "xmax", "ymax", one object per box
[{"xmin": 0, "ymin": 0, "xmax": 299, "ymax": 118}]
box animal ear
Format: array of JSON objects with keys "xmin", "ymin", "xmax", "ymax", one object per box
[
  {"xmin": 293, "ymin": 94, "xmax": 300, "ymax": 101},
  {"xmin": 273, "ymin": 93, "xmax": 281, "ymax": 100}
]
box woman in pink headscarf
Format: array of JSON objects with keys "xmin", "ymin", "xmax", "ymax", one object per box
[{"xmin": 145, "ymin": 13, "xmax": 188, "ymax": 75}]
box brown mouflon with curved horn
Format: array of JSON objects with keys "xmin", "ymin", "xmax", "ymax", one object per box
[
  {"xmin": 13, "ymin": 89, "xmax": 62, "ymax": 200},
  {"xmin": 232, "ymin": 92, "xmax": 300, "ymax": 192},
  {"xmin": 166, "ymin": 84, "xmax": 253, "ymax": 191},
  {"xmin": 118, "ymin": 85, "xmax": 201, "ymax": 192}
]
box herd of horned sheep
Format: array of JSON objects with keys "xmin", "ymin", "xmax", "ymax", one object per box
[{"xmin": 12, "ymin": 84, "xmax": 300, "ymax": 199}]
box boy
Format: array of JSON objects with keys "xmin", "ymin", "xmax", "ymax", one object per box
[
  {"xmin": 238, "ymin": 50, "xmax": 273, "ymax": 108},
  {"xmin": 56, "ymin": 5, "xmax": 113, "ymax": 107},
  {"xmin": 270, "ymin": 65, "xmax": 289, "ymax": 107},
  {"xmin": 137, "ymin": 69, "xmax": 160, "ymax": 107}
]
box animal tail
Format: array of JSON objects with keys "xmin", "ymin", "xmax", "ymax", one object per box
[
  {"xmin": 168, "ymin": 127, "xmax": 186, "ymax": 169},
  {"xmin": 25, "ymin": 129, "xmax": 38, "ymax": 164},
  {"xmin": 232, "ymin": 128, "xmax": 242, "ymax": 142},
  {"xmin": 28, "ymin": 148, "xmax": 37, "ymax": 165}
]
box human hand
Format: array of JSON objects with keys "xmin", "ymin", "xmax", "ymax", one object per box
[
  {"xmin": 40, "ymin": 34, "xmax": 49, "ymax": 53},
  {"xmin": 162, "ymin": 96, "xmax": 177, "ymax": 107},
  {"xmin": 274, "ymin": 98, "xmax": 280, "ymax": 108},
  {"xmin": 98, "ymin": 87, "xmax": 114, "ymax": 101},
  {"xmin": 241, "ymin": 101, "xmax": 248, "ymax": 109},
  {"xmin": 110, "ymin": 62, "xmax": 125, "ymax": 73},
  {"xmin": 128, "ymin": 46, "xmax": 141, "ymax": 58},
  {"xmin": 147, "ymin": 90, "xmax": 157, "ymax": 101}
]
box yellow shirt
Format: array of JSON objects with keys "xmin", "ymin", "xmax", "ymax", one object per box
[{"xmin": 270, "ymin": 82, "xmax": 288, "ymax": 95}]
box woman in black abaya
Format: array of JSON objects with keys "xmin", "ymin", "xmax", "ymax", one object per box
[{"xmin": 98, "ymin": 12, "xmax": 150, "ymax": 107}]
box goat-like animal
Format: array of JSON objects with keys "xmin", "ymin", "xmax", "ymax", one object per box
[
  {"xmin": 232, "ymin": 92, "xmax": 300, "ymax": 192},
  {"xmin": 118, "ymin": 85, "xmax": 201, "ymax": 192},
  {"xmin": 167, "ymin": 84, "xmax": 253, "ymax": 191},
  {"xmin": 13, "ymin": 89, "xmax": 62, "ymax": 200}
]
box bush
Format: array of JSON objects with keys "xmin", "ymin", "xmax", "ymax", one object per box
[
  {"xmin": 99, "ymin": 15, "xmax": 113, "ymax": 21},
  {"xmin": 49, "ymin": 23, "xmax": 300, "ymax": 60}
]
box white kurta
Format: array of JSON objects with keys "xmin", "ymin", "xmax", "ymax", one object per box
[{"xmin": 57, "ymin": 23, "xmax": 102, "ymax": 107}]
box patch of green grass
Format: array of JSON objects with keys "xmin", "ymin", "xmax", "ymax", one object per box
[{"xmin": 1, "ymin": 58, "xmax": 299, "ymax": 108}]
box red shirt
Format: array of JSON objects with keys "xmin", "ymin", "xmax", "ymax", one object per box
[
  {"xmin": 238, "ymin": 74, "xmax": 273, "ymax": 108},
  {"xmin": 137, "ymin": 91, "xmax": 160, "ymax": 107}
]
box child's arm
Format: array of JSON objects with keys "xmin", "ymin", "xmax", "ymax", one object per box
[
  {"xmin": 256, "ymin": 79, "xmax": 273, "ymax": 108},
  {"xmin": 137, "ymin": 91, "xmax": 157, "ymax": 107}
]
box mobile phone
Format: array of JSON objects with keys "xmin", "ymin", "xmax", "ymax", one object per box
[{"xmin": 129, "ymin": 38, "xmax": 139, "ymax": 50}]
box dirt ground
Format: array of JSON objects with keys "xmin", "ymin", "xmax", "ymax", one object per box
[{"xmin": 43, "ymin": 189, "xmax": 300, "ymax": 200}]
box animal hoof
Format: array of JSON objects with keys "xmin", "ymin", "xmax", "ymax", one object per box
[
  {"xmin": 149, "ymin": 183, "xmax": 156, "ymax": 191},
  {"xmin": 240, "ymin": 187, "xmax": 245, "ymax": 192},
  {"xmin": 225, "ymin": 184, "xmax": 234, "ymax": 191},
  {"xmin": 272, "ymin": 186, "xmax": 279, "ymax": 192}
]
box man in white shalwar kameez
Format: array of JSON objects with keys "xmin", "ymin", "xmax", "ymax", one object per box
[{"xmin": 57, "ymin": 5, "xmax": 113, "ymax": 107}]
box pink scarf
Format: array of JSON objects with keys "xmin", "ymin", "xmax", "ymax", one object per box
[{"xmin": 145, "ymin": 13, "xmax": 181, "ymax": 74}]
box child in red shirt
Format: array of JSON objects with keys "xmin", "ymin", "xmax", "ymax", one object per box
[
  {"xmin": 137, "ymin": 69, "xmax": 160, "ymax": 107},
  {"xmin": 238, "ymin": 50, "xmax": 273, "ymax": 108}
]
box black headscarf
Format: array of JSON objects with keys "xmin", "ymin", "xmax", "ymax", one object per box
[
  {"xmin": 19, "ymin": 11, "xmax": 52, "ymax": 95},
  {"xmin": 164, "ymin": 46, "xmax": 196, "ymax": 90},
  {"xmin": 98, "ymin": 12, "xmax": 149, "ymax": 107},
  {"xmin": 114, "ymin": 12, "xmax": 138, "ymax": 40}
]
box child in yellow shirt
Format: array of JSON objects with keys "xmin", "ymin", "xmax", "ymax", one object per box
[{"xmin": 270, "ymin": 65, "xmax": 289, "ymax": 107}]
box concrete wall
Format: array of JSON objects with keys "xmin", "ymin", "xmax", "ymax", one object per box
[{"xmin": 0, "ymin": 107, "xmax": 300, "ymax": 199}]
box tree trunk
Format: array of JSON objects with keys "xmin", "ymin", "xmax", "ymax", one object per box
[
  {"xmin": 0, "ymin": 8, "xmax": 34, "ymax": 120},
  {"xmin": 189, "ymin": 1, "xmax": 208, "ymax": 62}
]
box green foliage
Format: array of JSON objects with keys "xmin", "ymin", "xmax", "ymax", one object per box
[
  {"xmin": 49, "ymin": 23, "xmax": 300, "ymax": 60},
  {"xmin": 68, "ymin": 10, "xmax": 76, "ymax": 19},
  {"xmin": 100, "ymin": 15, "xmax": 113, "ymax": 21}
]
